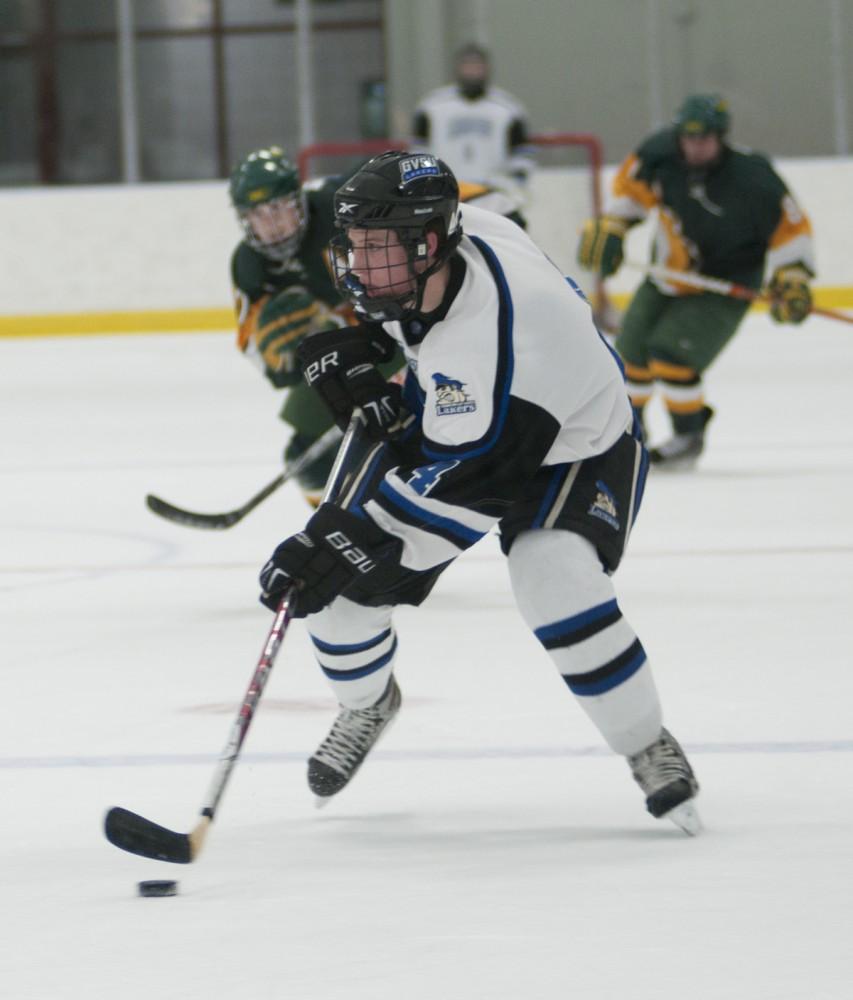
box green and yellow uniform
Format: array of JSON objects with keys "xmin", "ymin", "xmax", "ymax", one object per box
[
  {"xmin": 578, "ymin": 96, "xmax": 814, "ymax": 461},
  {"xmin": 611, "ymin": 126, "xmax": 813, "ymax": 431},
  {"xmin": 231, "ymin": 175, "xmax": 352, "ymax": 502}
]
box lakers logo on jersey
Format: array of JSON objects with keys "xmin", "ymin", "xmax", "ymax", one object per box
[
  {"xmin": 432, "ymin": 372, "xmax": 477, "ymax": 416},
  {"xmin": 588, "ymin": 480, "xmax": 620, "ymax": 530}
]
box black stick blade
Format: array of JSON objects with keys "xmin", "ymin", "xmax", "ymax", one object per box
[
  {"xmin": 145, "ymin": 494, "xmax": 239, "ymax": 530},
  {"xmin": 104, "ymin": 806, "xmax": 192, "ymax": 864}
]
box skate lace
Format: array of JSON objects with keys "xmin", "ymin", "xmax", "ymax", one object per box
[
  {"xmin": 314, "ymin": 702, "xmax": 391, "ymax": 770},
  {"xmin": 629, "ymin": 730, "xmax": 691, "ymax": 794}
]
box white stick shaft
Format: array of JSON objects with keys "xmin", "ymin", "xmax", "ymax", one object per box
[
  {"xmin": 625, "ymin": 259, "xmax": 743, "ymax": 297},
  {"xmin": 200, "ymin": 592, "xmax": 295, "ymax": 822}
]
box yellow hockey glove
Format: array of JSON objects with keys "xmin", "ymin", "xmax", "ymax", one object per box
[
  {"xmin": 577, "ymin": 216, "xmax": 628, "ymax": 278},
  {"xmin": 768, "ymin": 266, "xmax": 812, "ymax": 325},
  {"xmin": 257, "ymin": 290, "xmax": 344, "ymax": 387}
]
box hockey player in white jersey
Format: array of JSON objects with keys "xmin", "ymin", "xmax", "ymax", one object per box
[
  {"xmin": 258, "ymin": 151, "xmax": 700, "ymax": 834},
  {"xmin": 411, "ymin": 43, "xmax": 534, "ymax": 198}
]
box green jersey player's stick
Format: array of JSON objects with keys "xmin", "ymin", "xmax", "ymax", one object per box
[
  {"xmin": 145, "ymin": 424, "xmax": 343, "ymax": 530},
  {"xmin": 626, "ymin": 259, "xmax": 853, "ymax": 325}
]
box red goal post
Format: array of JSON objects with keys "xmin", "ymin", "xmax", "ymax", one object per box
[
  {"xmin": 297, "ymin": 132, "xmax": 603, "ymax": 214},
  {"xmin": 297, "ymin": 134, "xmax": 606, "ymax": 305}
]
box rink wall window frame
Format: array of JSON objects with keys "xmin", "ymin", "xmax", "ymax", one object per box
[{"xmin": 0, "ymin": 0, "xmax": 385, "ymax": 186}]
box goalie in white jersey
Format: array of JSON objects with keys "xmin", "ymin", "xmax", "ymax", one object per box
[
  {"xmin": 411, "ymin": 43, "xmax": 533, "ymax": 204},
  {"xmin": 259, "ymin": 151, "xmax": 701, "ymax": 834}
]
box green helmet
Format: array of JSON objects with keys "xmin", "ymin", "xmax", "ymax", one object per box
[
  {"xmin": 228, "ymin": 147, "xmax": 307, "ymax": 262},
  {"xmin": 675, "ymin": 93, "xmax": 730, "ymax": 137}
]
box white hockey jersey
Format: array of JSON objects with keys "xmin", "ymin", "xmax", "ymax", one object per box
[
  {"xmin": 361, "ymin": 204, "xmax": 632, "ymax": 574},
  {"xmin": 411, "ymin": 85, "xmax": 535, "ymax": 188}
]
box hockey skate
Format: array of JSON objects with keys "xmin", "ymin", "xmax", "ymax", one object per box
[
  {"xmin": 308, "ymin": 676, "xmax": 401, "ymax": 802},
  {"xmin": 648, "ymin": 406, "xmax": 713, "ymax": 470},
  {"xmin": 628, "ymin": 728, "xmax": 701, "ymax": 835}
]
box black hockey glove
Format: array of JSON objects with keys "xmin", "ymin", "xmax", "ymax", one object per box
[
  {"xmin": 296, "ymin": 325, "xmax": 405, "ymax": 440},
  {"xmin": 259, "ymin": 504, "xmax": 404, "ymax": 618}
]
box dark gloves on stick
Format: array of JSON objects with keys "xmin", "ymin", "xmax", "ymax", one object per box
[
  {"xmin": 296, "ymin": 325, "xmax": 405, "ymax": 440},
  {"xmin": 259, "ymin": 504, "xmax": 404, "ymax": 618}
]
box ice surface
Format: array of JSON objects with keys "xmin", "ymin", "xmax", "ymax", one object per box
[{"xmin": 2, "ymin": 316, "xmax": 852, "ymax": 999}]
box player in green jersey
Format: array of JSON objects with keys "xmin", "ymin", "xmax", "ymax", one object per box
[
  {"xmin": 578, "ymin": 94, "xmax": 815, "ymax": 468},
  {"xmin": 229, "ymin": 146, "xmax": 364, "ymax": 505}
]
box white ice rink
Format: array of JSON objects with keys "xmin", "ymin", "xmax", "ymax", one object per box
[{"xmin": 2, "ymin": 315, "xmax": 852, "ymax": 999}]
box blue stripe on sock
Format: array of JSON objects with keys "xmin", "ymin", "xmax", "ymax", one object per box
[
  {"xmin": 310, "ymin": 628, "xmax": 392, "ymax": 656},
  {"xmin": 564, "ymin": 646, "xmax": 647, "ymax": 696},
  {"xmin": 320, "ymin": 638, "xmax": 398, "ymax": 682},
  {"xmin": 534, "ymin": 599, "xmax": 619, "ymax": 645}
]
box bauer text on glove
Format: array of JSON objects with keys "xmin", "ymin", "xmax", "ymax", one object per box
[
  {"xmin": 259, "ymin": 505, "xmax": 404, "ymax": 618},
  {"xmin": 297, "ymin": 325, "xmax": 404, "ymax": 439}
]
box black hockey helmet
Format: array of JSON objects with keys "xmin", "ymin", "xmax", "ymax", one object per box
[{"xmin": 330, "ymin": 150, "xmax": 462, "ymax": 321}]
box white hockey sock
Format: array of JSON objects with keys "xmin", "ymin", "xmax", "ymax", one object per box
[
  {"xmin": 508, "ymin": 529, "xmax": 662, "ymax": 756},
  {"xmin": 307, "ymin": 596, "xmax": 397, "ymax": 709}
]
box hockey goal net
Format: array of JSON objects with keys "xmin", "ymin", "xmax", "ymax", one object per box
[{"xmin": 297, "ymin": 133, "xmax": 604, "ymax": 293}]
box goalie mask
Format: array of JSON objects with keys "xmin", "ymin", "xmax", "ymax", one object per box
[
  {"xmin": 329, "ymin": 151, "xmax": 462, "ymax": 322},
  {"xmin": 229, "ymin": 147, "xmax": 307, "ymax": 263}
]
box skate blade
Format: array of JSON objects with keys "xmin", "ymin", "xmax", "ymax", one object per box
[
  {"xmin": 664, "ymin": 799, "xmax": 702, "ymax": 836},
  {"xmin": 313, "ymin": 795, "xmax": 332, "ymax": 810}
]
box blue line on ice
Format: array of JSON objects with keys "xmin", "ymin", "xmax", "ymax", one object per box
[{"xmin": 3, "ymin": 740, "xmax": 853, "ymax": 769}]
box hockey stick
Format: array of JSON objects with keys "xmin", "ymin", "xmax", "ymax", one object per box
[
  {"xmin": 145, "ymin": 423, "xmax": 343, "ymax": 530},
  {"xmin": 104, "ymin": 589, "xmax": 296, "ymax": 863},
  {"xmin": 625, "ymin": 260, "xmax": 853, "ymax": 324},
  {"xmin": 104, "ymin": 414, "xmax": 365, "ymax": 864}
]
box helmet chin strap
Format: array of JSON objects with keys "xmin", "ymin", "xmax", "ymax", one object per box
[{"xmin": 348, "ymin": 272, "xmax": 423, "ymax": 323}]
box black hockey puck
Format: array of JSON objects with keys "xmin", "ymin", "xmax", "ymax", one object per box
[{"xmin": 137, "ymin": 879, "xmax": 178, "ymax": 897}]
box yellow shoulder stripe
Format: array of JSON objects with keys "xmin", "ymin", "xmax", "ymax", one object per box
[
  {"xmin": 237, "ymin": 296, "xmax": 267, "ymax": 352},
  {"xmin": 769, "ymin": 199, "xmax": 812, "ymax": 250},
  {"xmin": 612, "ymin": 153, "xmax": 658, "ymax": 211}
]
